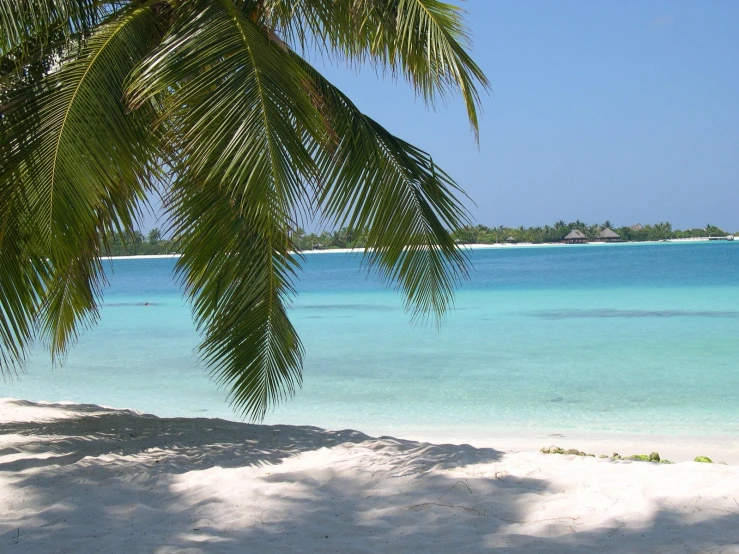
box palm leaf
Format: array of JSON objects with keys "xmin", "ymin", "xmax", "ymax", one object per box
[
  {"xmin": 266, "ymin": 0, "xmax": 490, "ymax": 137},
  {"xmin": 0, "ymin": 0, "xmax": 125, "ymax": 81},
  {"xmin": 129, "ymin": 0, "xmax": 322, "ymax": 419},
  {"xmin": 170, "ymin": 178, "xmax": 304, "ymax": 420},
  {"xmin": 0, "ymin": 204, "xmax": 50, "ymax": 374},
  {"xmin": 299, "ymin": 57, "xmax": 471, "ymax": 321},
  {"xmin": 1, "ymin": 0, "xmax": 110, "ymax": 55},
  {"xmin": 0, "ymin": 4, "xmax": 163, "ymax": 366}
]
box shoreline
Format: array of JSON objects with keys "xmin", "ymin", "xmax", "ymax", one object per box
[
  {"xmin": 103, "ymin": 238, "xmax": 736, "ymax": 260},
  {"xmin": 102, "ymin": 253, "xmax": 182, "ymax": 260},
  {"xmin": 2, "ymin": 398, "xmax": 738, "ymax": 552},
  {"xmin": 397, "ymin": 428, "xmax": 739, "ymax": 465},
  {"xmin": 5, "ymin": 397, "xmax": 737, "ymax": 464},
  {"xmin": 262, "ymin": 419, "xmax": 739, "ymax": 464}
]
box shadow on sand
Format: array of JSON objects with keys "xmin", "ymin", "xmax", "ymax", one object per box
[{"xmin": 1, "ymin": 400, "xmax": 737, "ymax": 553}]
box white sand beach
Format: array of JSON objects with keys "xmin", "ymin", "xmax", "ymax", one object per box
[
  {"xmin": 2, "ymin": 398, "xmax": 738, "ymax": 553},
  {"xmin": 101, "ymin": 240, "xmax": 729, "ymax": 262},
  {"xmin": 103, "ymin": 254, "xmax": 182, "ymax": 260}
]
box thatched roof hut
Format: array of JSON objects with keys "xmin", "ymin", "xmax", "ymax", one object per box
[
  {"xmin": 599, "ymin": 228, "xmax": 621, "ymax": 242},
  {"xmin": 563, "ymin": 229, "xmax": 587, "ymax": 243},
  {"xmin": 505, "ymin": 236, "xmax": 516, "ymax": 243},
  {"xmin": 630, "ymin": 223, "xmax": 645, "ymax": 231}
]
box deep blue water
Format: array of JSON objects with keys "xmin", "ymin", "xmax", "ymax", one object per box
[{"xmin": 4, "ymin": 242, "xmax": 739, "ymax": 438}]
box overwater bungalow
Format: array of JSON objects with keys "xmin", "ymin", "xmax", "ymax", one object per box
[
  {"xmin": 563, "ymin": 229, "xmax": 587, "ymax": 243},
  {"xmin": 599, "ymin": 228, "xmax": 621, "ymax": 242}
]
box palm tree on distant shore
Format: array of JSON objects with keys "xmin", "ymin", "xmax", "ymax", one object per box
[
  {"xmin": 147, "ymin": 228, "xmax": 162, "ymax": 245},
  {"xmin": 0, "ymin": 0, "xmax": 488, "ymax": 418}
]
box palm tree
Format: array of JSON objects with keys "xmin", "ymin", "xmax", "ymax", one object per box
[
  {"xmin": 0, "ymin": 0, "xmax": 488, "ymax": 419},
  {"xmin": 147, "ymin": 228, "xmax": 162, "ymax": 245}
]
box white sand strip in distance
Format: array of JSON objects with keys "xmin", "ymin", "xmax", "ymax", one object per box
[{"xmin": 1, "ymin": 398, "xmax": 738, "ymax": 553}]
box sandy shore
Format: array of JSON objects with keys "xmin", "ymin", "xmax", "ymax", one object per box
[
  {"xmin": 104, "ymin": 241, "xmax": 724, "ymax": 261},
  {"xmin": 1, "ymin": 399, "xmax": 738, "ymax": 552},
  {"xmin": 101, "ymin": 239, "xmax": 735, "ymax": 262},
  {"xmin": 103, "ymin": 254, "xmax": 182, "ymax": 260}
]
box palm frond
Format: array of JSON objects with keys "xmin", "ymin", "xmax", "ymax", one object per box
[
  {"xmin": 129, "ymin": 0, "xmax": 321, "ymax": 419},
  {"xmin": 0, "ymin": 4, "xmax": 162, "ymax": 367},
  {"xmin": 171, "ymin": 178, "xmax": 303, "ymax": 420},
  {"xmin": 300, "ymin": 57, "xmax": 471, "ymax": 322},
  {"xmin": 1, "ymin": 0, "xmax": 112, "ymax": 55},
  {"xmin": 129, "ymin": 0, "xmax": 319, "ymax": 203},
  {"xmin": 265, "ymin": 0, "xmax": 489, "ymax": 137},
  {"xmin": 0, "ymin": 0, "xmax": 125, "ymax": 81},
  {"xmin": 0, "ymin": 205, "xmax": 50, "ymax": 374}
]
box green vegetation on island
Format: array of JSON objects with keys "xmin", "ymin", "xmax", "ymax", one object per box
[
  {"xmin": 453, "ymin": 221, "xmax": 731, "ymax": 245},
  {"xmin": 104, "ymin": 229, "xmax": 177, "ymax": 256},
  {"xmin": 108, "ymin": 221, "xmax": 733, "ymax": 256},
  {"xmin": 271, "ymin": 221, "xmax": 733, "ymax": 251}
]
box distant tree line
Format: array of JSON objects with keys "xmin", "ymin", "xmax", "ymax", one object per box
[
  {"xmin": 452, "ymin": 221, "xmax": 730, "ymax": 245},
  {"xmin": 290, "ymin": 228, "xmax": 370, "ymax": 251},
  {"xmin": 290, "ymin": 221, "xmax": 732, "ymax": 250},
  {"xmin": 103, "ymin": 228, "xmax": 177, "ymax": 256},
  {"xmin": 105, "ymin": 222, "xmax": 733, "ymax": 256}
]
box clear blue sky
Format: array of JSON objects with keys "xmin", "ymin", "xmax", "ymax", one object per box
[{"xmin": 142, "ymin": 1, "xmax": 739, "ymax": 232}]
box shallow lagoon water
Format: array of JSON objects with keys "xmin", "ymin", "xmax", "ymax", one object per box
[{"xmin": 5, "ymin": 242, "xmax": 739, "ymax": 439}]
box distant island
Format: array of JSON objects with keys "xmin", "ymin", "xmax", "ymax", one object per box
[
  {"xmin": 104, "ymin": 221, "xmax": 734, "ymax": 256},
  {"xmin": 449, "ymin": 221, "xmax": 733, "ymax": 246}
]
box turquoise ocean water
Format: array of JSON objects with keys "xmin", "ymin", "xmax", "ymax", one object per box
[{"xmin": 4, "ymin": 242, "xmax": 739, "ymax": 439}]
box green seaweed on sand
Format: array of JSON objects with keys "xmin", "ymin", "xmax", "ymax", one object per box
[
  {"xmin": 540, "ymin": 446, "xmax": 600, "ymax": 457},
  {"xmin": 542, "ymin": 447, "xmax": 674, "ymax": 463},
  {"xmin": 626, "ymin": 454, "xmax": 651, "ymax": 461},
  {"xmin": 625, "ymin": 452, "xmax": 662, "ymax": 462}
]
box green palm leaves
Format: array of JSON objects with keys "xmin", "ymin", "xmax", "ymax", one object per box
[
  {"xmin": 1, "ymin": 4, "xmax": 162, "ymax": 367},
  {"xmin": 269, "ymin": 0, "xmax": 488, "ymax": 136},
  {"xmin": 131, "ymin": 0, "xmax": 316, "ymax": 419},
  {"xmin": 0, "ymin": 0, "xmax": 488, "ymax": 419}
]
